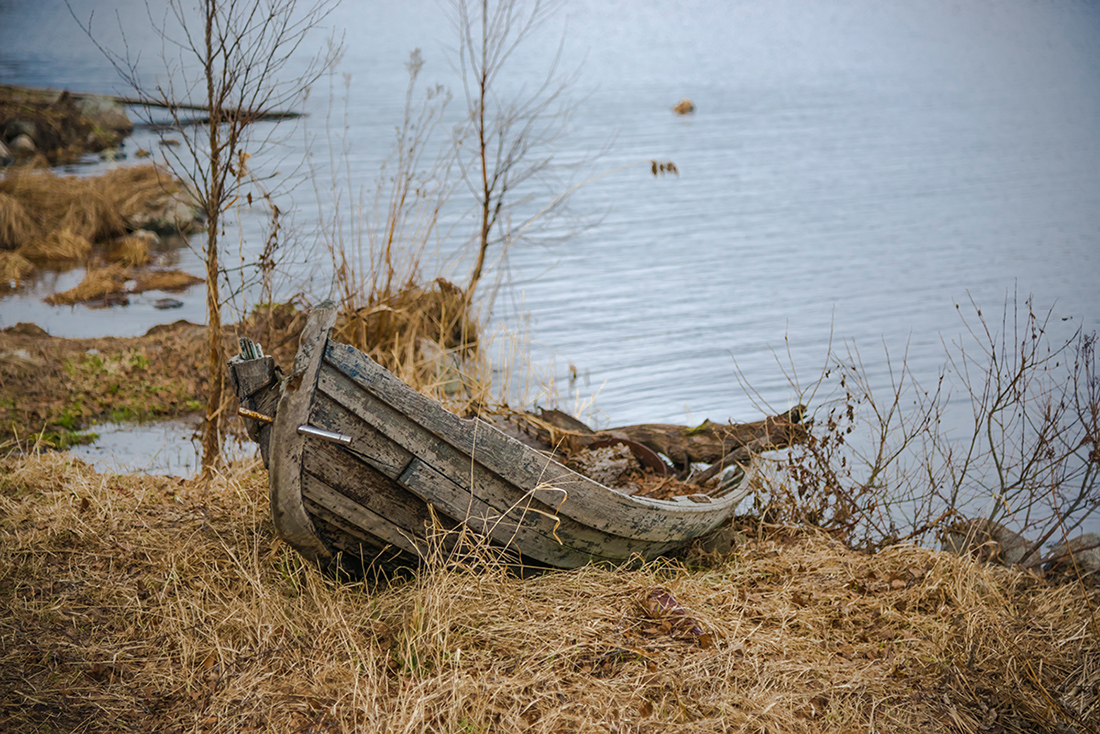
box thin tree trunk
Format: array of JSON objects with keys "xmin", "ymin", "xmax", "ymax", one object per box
[
  {"xmin": 201, "ymin": 0, "xmax": 225, "ymax": 477},
  {"xmin": 466, "ymin": 0, "xmax": 492, "ymax": 302}
]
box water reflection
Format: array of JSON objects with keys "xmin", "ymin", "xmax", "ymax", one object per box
[{"xmin": 68, "ymin": 420, "xmax": 255, "ymax": 477}]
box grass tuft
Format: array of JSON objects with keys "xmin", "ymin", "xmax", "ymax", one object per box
[
  {"xmin": 0, "ymin": 251, "xmax": 35, "ymax": 286},
  {"xmin": 105, "ymin": 233, "xmax": 152, "ymax": 267},
  {"xmin": 18, "ymin": 227, "xmax": 93, "ymax": 264},
  {"xmin": 43, "ymin": 263, "xmax": 128, "ymax": 305},
  {"xmin": 132, "ymin": 269, "xmax": 204, "ymax": 293},
  {"xmin": 0, "ymin": 191, "xmax": 41, "ymax": 250}
]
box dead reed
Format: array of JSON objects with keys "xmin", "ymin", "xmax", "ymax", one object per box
[
  {"xmin": 0, "ymin": 251, "xmax": 34, "ymax": 286},
  {"xmin": 1, "ymin": 452, "xmax": 1096, "ymax": 733},
  {"xmin": 43, "ymin": 263, "xmax": 128, "ymax": 305},
  {"xmin": 17, "ymin": 227, "xmax": 93, "ymax": 263},
  {"xmin": 0, "ymin": 191, "xmax": 41, "ymax": 250},
  {"xmin": 105, "ymin": 233, "xmax": 152, "ymax": 267}
]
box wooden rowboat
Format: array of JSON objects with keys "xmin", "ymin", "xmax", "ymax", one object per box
[{"xmin": 229, "ymin": 303, "xmax": 755, "ymax": 574}]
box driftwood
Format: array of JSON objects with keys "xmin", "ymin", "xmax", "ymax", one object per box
[
  {"xmin": 510, "ymin": 405, "xmax": 808, "ymax": 477},
  {"xmin": 1, "ymin": 84, "xmax": 302, "ymax": 124}
]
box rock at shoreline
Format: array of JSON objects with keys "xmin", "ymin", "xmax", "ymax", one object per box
[
  {"xmin": 76, "ymin": 94, "xmax": 134, "ymax": 138},
  {"xmin": 0, "ymin": 84, "xmax": 134, "ymax": 164},
  {"xmin": 1045, "ymin": 533, "xmax": 1100, "ymax": 578},
  {"xmin": 939, "ymin": 517, "xmax": 1039, "ymax": 567},
  {"xmin": 125, "ymin": 185, "xmax": 204, "ymax": 236}
]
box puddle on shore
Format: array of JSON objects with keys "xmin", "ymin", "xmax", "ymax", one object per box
[{"xmin": 67, "ymin": 419, "xmax": 256, "ymax": 477}]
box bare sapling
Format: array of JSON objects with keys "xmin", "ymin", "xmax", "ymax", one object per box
[
  {"xmin": 447, "ymin": 0, "xmax": 593, "ymax": 306},
  {"xmin": 317, "ymin": 51, "xmax": 480, "ymax": 404},
  {"xmin": 748, "ymin": 294, "xmax": 1098, "ymax": 562},
  {"xmin": 747, "ymin": 337, "xmax": 948, "ymax": 550},
  {"xmin": 931, "ymin": 295, "xmax": 1099, "ymax": 565},
  {"xmin": 76, "ymin": 0, "xmax": 342, "ymax": 476}
]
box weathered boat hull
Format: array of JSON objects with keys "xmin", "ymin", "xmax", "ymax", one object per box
[{"xmin": 230, "ymin": 303, "xmax": 750, "ymax": 573}]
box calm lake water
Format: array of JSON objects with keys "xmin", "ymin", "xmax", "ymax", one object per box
[{"xmin": 2, "ymin": 0, "xmax": 1098, "ymax": 435}]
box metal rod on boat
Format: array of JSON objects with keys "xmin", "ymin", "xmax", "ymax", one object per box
[
  {"xmin": 238, "ymin": 407, "xmax": 274, "ymax": 424},
  {"xmin": 297, "ymin": 425, "xmax": 353, "ymax": 446}
]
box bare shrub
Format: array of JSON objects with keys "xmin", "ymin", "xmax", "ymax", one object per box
[{"xmin": 752, "ymin": 294, "xmax": 1099, "ymax": 560}]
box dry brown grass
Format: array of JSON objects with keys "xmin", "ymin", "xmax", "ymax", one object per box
[
  {"xmin": 17, "ymin": 226, "xmax": 94, "ymax": 264},
  {"xmin": 0, "ymin": 191, "xmax": 42, "ymax": 250},
  {"xmin": 97, "ymin": 165, "xmax": 181, "ymax": 224},
  {"xmin": 132, "ymin": 269, "xmax": 204, "ymax": 293},
  {"xmin": 106, "ymin": 233, "xmax": 152, "ymax": 267},
  {"xmin": 2, "ymin": 452, "xmax": 1096, "ymax": 733},
  {"xmin": 0, "ymin": 166, "xmax": 126, "ymax": 242},
  {"xmin": 334, "ymin": 278, "xmax": 483, "ymax": 409},
  {"xmin": 43, "ymin": 263, "xmax": 128, "ymax": 305},
  {"xmin": 0, "ymin": 251, "xmax": 34, "ymax": 285},
  {"xmin": 36, "ymin": 266, "xmax": 203, "ymax": 305}
]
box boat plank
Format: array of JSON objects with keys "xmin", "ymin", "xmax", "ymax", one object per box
[
  {"xmin": 304, "ymin": 500, "xmax": 401, "ymax": 559},
  {"xmin": 323, "ymin": 341, "xmax": 738, "ymax": 541},
  {"xmin": 316, "ymin": 366, "xmax": 683, "ymax": 563},
  {"xmin": 311, "ymin": 390, "xmax": 415, "ymax": 478},
  {"xmin": 301, "ymin": 472, "xmax": 428, "ymax": 559},
  {"xmin": 301, "ymin": 434, "xmax": 439, "ymax": 540},
  {"xmin": 397, "ymin": 457, "xmax": 603, "ymax": 567}
]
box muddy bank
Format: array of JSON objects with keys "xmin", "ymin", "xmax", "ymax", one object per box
[{"xmin": 0, "ymin": 303, "xmax": 305, "ymax": 451}]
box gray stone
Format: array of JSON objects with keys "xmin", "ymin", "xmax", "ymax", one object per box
[
  {"xmin": 3, "ymin": 119, "xmax": 36, "ymax": 142},
  {"xmin": 1045, "ymin": 533, "xmax": 1100, "ymax": 578},
  {"xmin": 76, "ymin": 95, "xmax": 134, "ymax": 134},
  {"xmin": 125, "ymin": 189, "xmax": 204, "ymax": 235},
  {"xmin": 940, "ymin": 517, "xmax": 1038, "ymax": 567},
  {"xmin": 8, "ymin": 134, "xmax": 37, "ymax": 156}
]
